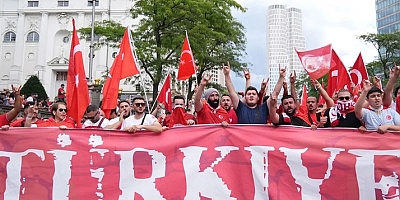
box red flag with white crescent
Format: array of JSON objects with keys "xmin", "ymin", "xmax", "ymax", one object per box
[
  {"xmin": 296, "ymin": 44, "xmax": 334, "ymax": 80},
  {"xmin": 177, "ymin": 35, "xmax": 196, "ymax": 81},
  {"xmin": 157, "ymin": 73, "xmax": 172, "ymax": 112}
]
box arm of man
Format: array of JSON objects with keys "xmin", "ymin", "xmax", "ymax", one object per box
[
  {"xmin": 383, "ymin": 66, "xmax": 400, "ymax": 107},
  {"xmin": 355, "ymin": 80, "xmax": 371, "ymax": 119},
  {"xmin": 224, "ymin": 62, "xmax": 240, "ymax": 110},
  {"xmin": 7, "ymin": 85, "xmax": 22, "ymax": 122},
  {"xmin": 104, "ymin": 113, "xmax": 125, "ymax": 129},
  {"xmin": 267, "ymin": 92, "xmax": 280, "ymax": 124},
  {"xmin": 140, "ymin": 121, "xmax": 163, "ymax": 133},
  {"xmin": 312, "ymin": 80, "xmax": 334, "ymax": 108},
  {"xmin": 194, "ymin": 76, "xmax": 210, "ymax": 112}
]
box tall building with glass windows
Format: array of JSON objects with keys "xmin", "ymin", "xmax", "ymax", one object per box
[
  {"xmin": 376, "ymin": 0, "xmax": 400, "ymax": 34},
  {"xmin": 267, "ymin": 4, "xmax": 305, "ymax": 100}
]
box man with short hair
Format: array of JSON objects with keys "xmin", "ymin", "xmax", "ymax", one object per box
[
  {"xmin": 122, "ymin": 96, "xmax": 162, "ymax": 133},
  {"xmin": 194, "ymin": 75, "xmax": 229, "ymax": 126},
  {"xmin": 319, "ymin": 89, "xmax": 362, "ymax": 128},
  {"xmin": 26, "ymin": 102, "xmax": 75, "ymax": 128},
  {"xmin": 83, "ymin": 105, "xmax": 110, "ymax": 129},
  {"xmin": 11, "ymin": 101, "xmax": 45, "ymax": 127},
  {"xmin": 162, "ymin": 95, "xmax": 196, "ymax": 127},
  {"xmin": 58, "ymin": 84, "xmax": 66, "ymax": 102},
  {"xmin": 223, "ymin": 62, "xmax": 269, "ymax": 124},
  {"xmin": 220, "ymin": 94, "xmax": 238, "ymax": 124},
  {"xmin": 355, "ymin": 80, "xmax": 400, "ymax": 133},
  {"xmin": 104, "ymin": 100, "xmax": 132, "ymax": 129}
]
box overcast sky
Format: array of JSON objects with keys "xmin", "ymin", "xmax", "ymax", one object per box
[{"xmin": 230, "ymin": 0, "xmax": 377, "ymax": 90}]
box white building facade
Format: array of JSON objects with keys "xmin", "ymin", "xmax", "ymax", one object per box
[
  {"xmin": 0, "ymin": 0, "xmax": 141, "ymax": 100},
  {"xmin": 267, "ymin": 4, "xmax": 305, "ymax": 99}
]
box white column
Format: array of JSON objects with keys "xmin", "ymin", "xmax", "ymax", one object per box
[
  {"xmin": 13, "ymin": 12, "xmax": 25, "ymax": 67},
  {"xmin": 77, "ymin": 12, "xmax": 85, "ymax": 29},
  {"xmin": 37, "ymin": 12, "xmax": 49, "ymax": 68}
]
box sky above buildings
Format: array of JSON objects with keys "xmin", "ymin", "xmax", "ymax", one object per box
[{"xmin": 230, "ymin": 0, "xmax": 377, "ymax": 90}]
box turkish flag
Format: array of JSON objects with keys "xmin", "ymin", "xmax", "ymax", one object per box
[
  {"xmin": 156, "ymin": 73, "xmax": 172, "ymax": 112},
  {"xmin": 67, "ymin": 19, "xmax": 90, "ymax": 128},
  {"xmin": 327, "ymin": 50, "xmax": 352, "ymax": 97},
  {"xmin": 177, "ymin": 35, "xmax": 196, "ymax": 80},
  {"xmin": 350, "ymin": 53, "xmax": 368, "ymax": 86},
  {"xmin": 296, "ymin": 44, "xmax": 334, "ymax": 80},
  {"xmin": 300, "ymin": 84, "xmax": 308, "ymax": 111},
  {"xmin": 101, "ymin": 27, "xmax": 139, "ymax": 118}
]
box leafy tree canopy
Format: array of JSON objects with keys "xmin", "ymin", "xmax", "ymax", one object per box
[{"xmin": 21, "ymin": 75, "xmax": 48, "ymax": 100}]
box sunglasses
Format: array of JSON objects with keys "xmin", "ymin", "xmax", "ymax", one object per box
[
  {"xmin": 86, "ymin": 112, "xmax": 99, "ymax": 120},
  {"xmin": 135, "ymin": 103, "xmax": 145, "ymax": 107},
  {"xmin": 338, "ymin": 96, "xmax": 350, "ymax": 101},
  {"xmin": 58, "ymin": 108, "xmax": 67, "ymax": 112}
]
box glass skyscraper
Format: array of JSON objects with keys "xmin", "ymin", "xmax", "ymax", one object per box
[{"xmin": 376, "ymin": 0, "xmax": 400, "ymax": 34}]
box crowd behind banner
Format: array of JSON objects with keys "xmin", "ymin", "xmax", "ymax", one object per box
[{"xmin": 1, "ymin": 61, "xmax": 400, "ymax": 134}]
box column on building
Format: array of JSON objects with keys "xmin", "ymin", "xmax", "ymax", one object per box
[
  {"xmin": 37, "ymin": 11, "xmax": 49, "ymax": 83},
  {"xmin": 11, "ymin": 12, "xmax": 25, "ymax": 85}
]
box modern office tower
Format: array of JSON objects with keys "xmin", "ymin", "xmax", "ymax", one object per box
[
  {"xmin": 376, "ymin": 0, "xmax": 400, "ymax": 34},
  {"xmin": 267, "ymin": 4, "xmax": 306, "ymax": 100}
]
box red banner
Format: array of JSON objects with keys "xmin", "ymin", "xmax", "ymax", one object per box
[{"xmin": 0, "ymin": 126, "xmax": 399, "ymax": 199}]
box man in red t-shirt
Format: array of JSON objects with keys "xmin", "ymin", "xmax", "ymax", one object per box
[
  {"xmin": 0, "ymin": 85, "xmax": 22, "ymax": 130},
  {"xmin": 194, "ymin": 75, "xmax": 229, "ymax": 126},
  {"xmin": 26, "ymin": 102, "xmax": 75, "ymax": 128},
  {"xmin": 220, "ymin": 94, "xmax": 238, "ymax": 124},
  {"xmin": 162, "ymin": 95, "xmax": 196, "ymax": 128},
  {"xmin": 58, "ymin": 84, "xmax": 66, "ymax": 102},
  {"xmin": 10, "ymin": 101, "xmax": 45, "ymax": 127}
]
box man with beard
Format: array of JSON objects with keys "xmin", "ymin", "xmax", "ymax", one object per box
[
  {"xmin": 318, "ymin": 89, "xmax": 362, "ymax": 128},
  {"xmin": 194, "ymin": 75, "xmax": 229, "ymax": 126},
  {"xmin": 104, "ymin": 100, "xmax": 132, "ymax": 129},
  {"xmin": 11, "ymin": 101, "xmax": 45, "ymax": 127},
  {"xmin": 355, "ymin": 80, "xmax": 400, "ymax": 133},
  {"xmin": 220, "ymin": 94, "xmax": 238, "ymax": 124},
  {"xmin": 223, "ymin": 62, "xmax": 269, "ymax": 124},
  {"xmin": 162, "ymin": 95, "xmax": 196, "ymax": 127},
  {"xmin": 122, "ymin": 96, "xmax": 162, "ymax": 133},
  {"xmin": 82, "ymin": 105, "xmax": 110, "ymax": 129}
]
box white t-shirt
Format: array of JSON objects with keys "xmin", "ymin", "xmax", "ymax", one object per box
[
  {"xmin": 121, "ymin": 114, "xmax": 158, "ymax": 130},
  {"xmin": 82, "ymin": 117, "xmax": 110, "ymax": 129}
]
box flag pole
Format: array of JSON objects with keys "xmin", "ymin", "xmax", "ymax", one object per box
[
  {"xmin": 150, "ymin": 73, "xmax": 170, "ymax": 112},
  {"xmin": 128, "ymin": 27, "xmax": 151, "ymax": 111}
]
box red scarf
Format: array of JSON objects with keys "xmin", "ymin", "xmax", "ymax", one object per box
[
  {"xmin": 329, "ymin": 100, "xmax": 355, "ymax": 127},
  {"xmin": 281, "ymin": 109, "xmax": 313, "ymax": 126}
]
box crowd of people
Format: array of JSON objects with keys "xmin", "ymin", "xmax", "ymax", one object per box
[{"xmin": 1, "ymin": 61, "xmax": 400, "ymax": 134}]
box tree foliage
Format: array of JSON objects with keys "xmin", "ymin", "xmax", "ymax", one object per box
[
  {"xmin": 295, "ymin": 73, "xmax": 328, "ymax": 99},
  {"xmin": 358, "ymin": 32, "xmax": 400, "ymax": 80},
  {"xmin": 21, "ymin": 75, "xmax": 48, "ymax": 100},
  {"xmin": 77, "ymin": 20, "xmax": 126, "ymax": 49},
  {"xmin": 130, "ymin": 0, "xmax": 247, "ymax": 102}
]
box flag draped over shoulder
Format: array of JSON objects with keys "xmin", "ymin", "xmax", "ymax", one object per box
[
  {"xmin": 101, "ymin": 27, "xmax": 139, "ymax": 118},
  {"xmin": 296, "ymin": 44, "xmax": 334, "ymax": 80},
  {"xmin": 177, "ymin": 34, "xmax": 196, "ymax": 81},
  {"xmin": 67, "ymin": 19, "xmax": 89, "ymax": 128},
  {"xmin": 156, "ymin": 73, "xmax": 172, "ymax": 112}
]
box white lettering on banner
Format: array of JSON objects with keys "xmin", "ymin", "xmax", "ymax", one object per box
[
  {"xmin": 0, "ymin": 150, "xmax": 45, "ymax": 200},
  {"xmin": 279, "ymin": 147, "xmax": 344, "ymax": 200},
  {"xmin": 47, "ymin": 150, "xmax": 77, "ymax": 200},
  {"xmin": 114, "ymin": 148, "xmax": 166, "ymax": 200},
  {"xmin": 245, "ymin": 146, "xmax": 275, "ymax": 200},
  {"xmin": 348, "ymin": 150, "xmax": 400, "ymax": 200},
  {"xmin": 180, "ymin": 146, "xmax": 238, "ymax": 200}
]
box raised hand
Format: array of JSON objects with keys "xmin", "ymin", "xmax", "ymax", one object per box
[
  {"xmin": 362, "ymin": 80, "xmax": 372, "ymax": 92},
  {"xmin": 242, "ymin": 66, "xmax": 250, "ymax": 80},
  {"xmin": 393, "ymin": 63, "xmax": 400, "ymax": 77},
  {"xmin": 222, "ymin": 62, "xmax": 231, "ymax": 76},
  {"xmin": 283, "ymin": 81, "xmax": 288, "ymax": 90},
  {"xmin": 270, "ymin": 91, "xmax": 278, "ymax": 105},
  {"xmin": 200, "ymin": 74, "xmax": 212, "ymax": 86},
  {"xmin": 311, "ymin": 79, "xmax": 320, "ymax": 88},
  {"xmin": 373, "ymin": 76, "xmax": 381, "ymax": 88},
  {"xmin": 11, "ymin": 84, "xmax": 21, "ymax": 96},
  {"xmin": 279, "ymin": 65, "xmax": 286, "ymax": 78},
  {"xmin": 261, "ymin": 78, "xmax": 270, "ymax": 89},
  {"xmin": 290, "ymin": 70, "xmax": 296, "ymax": 83}
]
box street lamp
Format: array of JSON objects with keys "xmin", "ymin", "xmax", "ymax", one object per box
[{"xmin": 118, "ymin": 88, "xmax": 123, "ymax": 98}]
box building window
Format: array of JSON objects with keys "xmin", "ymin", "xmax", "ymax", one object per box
[
  {"xmin": 3, "ymin": 32, "xmax": 16, "ymax": 42},
  {"xmin": 88, "ymin": 0, "xmax": 99, "ymax": 6},
  {"xmin": 62, "ymin": 36, "xmax": 70, "ymax": 43},
  {"xmin": 28, "ymin": 1, "xmax": 39, "ymax": 7},
  {"xmin": 135, "ymin": 84, "xmax": 140, "ymax": 91},
  {"xmin": 56, "ymin": 72, "xmax": 68, "ymax": 81},
  {"xmin": 27, "ymin": 31, "xmax": 39, "ymax": 42},
  {"xmin": 58, "ymin": 1, "xmax": 69, "ymax": 7}
]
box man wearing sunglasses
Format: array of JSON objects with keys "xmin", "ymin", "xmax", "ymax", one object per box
[
  {"xmin": 26, "ymin": 102, "xmax": 75, "ymax": 128},
  {"xmin": 121, "ymin": 96, "xmax": 162, "ymax": 133},
  {"xmin": 318, "ymin": 88, "xmax": 362, "ymax": 128},
  {"xmin": 355, "ymin": 80, "xmax": 400, "ymax": 133},
  {"xmin": 83, "ymin": 105, "xmax": 109, "ymax": 129}
]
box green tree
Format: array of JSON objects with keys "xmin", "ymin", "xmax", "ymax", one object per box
[
  {"xmin": 78, "ymin": 20, "xmax": 126, "ymax": 49},
  {"xmin": 130, "ymin": 0, "xmax": 247, "ymax": 103},
  {"xmin": 358, "ymin": 32, "xmax": 400, "ymax": 80},
  {"xmin": 21, "ymin": 75, "xmax": 48, "ymax": 100},
  {"xmin": 295, "ymin": 73, "xmax": 329, "ymax": 99}
]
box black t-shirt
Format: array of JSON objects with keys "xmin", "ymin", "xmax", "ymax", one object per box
[{"xmin": 323, "ymin": 109, "xmax": 362, "ymax": 128}]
